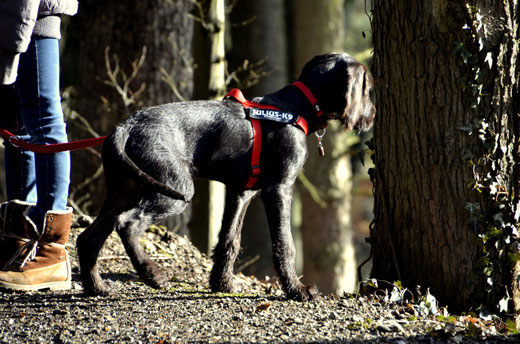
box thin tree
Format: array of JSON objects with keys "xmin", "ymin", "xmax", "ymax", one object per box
[
  {"xmin": 293, "ymin": 0, "xmax": 359, "ymax": 294},
  {"xmin": 228, "ymin": 0, "xmax": 290, "ymax": 278}
]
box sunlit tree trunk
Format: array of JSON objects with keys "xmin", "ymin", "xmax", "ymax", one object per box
[
  {"xmin": 190, "ymin": 0, "xmax": 227, "ymax": 254},
  {"xmin": 371, "ymin": 0, "xmax": 519, "ymax": 313},
  {"xmin": 293, "ymin": 0, "xmax": 358, "ymax": 294}
]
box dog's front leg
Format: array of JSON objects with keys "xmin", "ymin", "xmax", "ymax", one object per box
[
  {"xmin": 262, "ymin": 185, "xmax": 318, "ymax": 301},
  {"xmin": 210, "ymin": 189, "xmax": 257, "ymax": 293}
]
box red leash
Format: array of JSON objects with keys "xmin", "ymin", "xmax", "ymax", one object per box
[{"xmin": 0, "ymin": 128, "xmax": 106, "ymax": 154}]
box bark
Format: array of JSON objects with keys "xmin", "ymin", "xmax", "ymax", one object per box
[
  {"xmin": 68, "ymin": 0, "xmax": 194, "ymax": 216},
  {"xmin": 370, "ymin": 0, "xmax": 519, "ymax": 312},
  {"xmin": 293, "ymin": 0, "xmax": 358, "ymax": 294}
]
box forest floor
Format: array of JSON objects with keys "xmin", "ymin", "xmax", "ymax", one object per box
[{"xmin": 0, "ymin": 216, "xmax": 519, "ymax": 344}]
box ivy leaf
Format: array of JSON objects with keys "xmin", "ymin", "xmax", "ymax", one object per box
[
  {"xmin": 505, "ymin": 318, "xmax": 519, "ymax": 334},
  {"xmin": 467, "ymin": 322, "xmax": 483, "ymax": 337},
  {"xmin": 465, "ymin": 202, "xmax": 481, "ymax": 215},
  {"xmin": 498, "ymin": 293, "xmax": 510, "ymax": 313},
  {"xmin": 484, "ymin": 52, "xmax": 493, "ymax": 68},
  {"xmin": 493, "ymin": 212, "xmax": 506, "ymax": 228},
  {"xmin": 478, "ymin": 310, "xmax": 494, "ymax": 321},
  {"xmin": 478, "ymin": 37, "xmax": 485, "ymax": 51}
]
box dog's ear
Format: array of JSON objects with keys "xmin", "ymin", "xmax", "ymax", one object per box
[{"xmin": 343, "ymin": 62, "xmax": 375, "ymax": 131}]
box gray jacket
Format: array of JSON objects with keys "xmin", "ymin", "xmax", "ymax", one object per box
[{"xmin": 0, "ymin": 0, "xmax": 78, "ymax": 84}]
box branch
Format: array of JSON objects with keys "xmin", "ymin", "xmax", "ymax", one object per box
[
  {"xmin": 102, "ymin": 46, "xmax": 147, "ymax": 111},
  {"xmin": 160, "ymin": 67, "xmax": 187, "ymax": 102},
  {"xmin": 298, "ymin": 171, "xmax": 328, "ymax": 208}
]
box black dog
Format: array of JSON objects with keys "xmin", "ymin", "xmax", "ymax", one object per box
[{"xmin": 77, "ymin": 53, "xmax": 375, "ymax": 301}]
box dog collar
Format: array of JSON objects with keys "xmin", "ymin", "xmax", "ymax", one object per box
[{"xmin": 291, "ymin": 81, "xmax": 327, "ymax": 131}]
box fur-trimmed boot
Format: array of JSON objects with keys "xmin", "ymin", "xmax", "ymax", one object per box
[
  {"xmin": 0, "ymin": 205, "xmax": 72, "ymax": 291},
  {"xmin": 0, "ymin": 200, "xmax": 35, "ymax": 268}
]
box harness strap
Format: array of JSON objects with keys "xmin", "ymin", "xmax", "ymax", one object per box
[
  {"xmin": 246, "ymin": 118, "xmax": 262, "ymax": 188},
  {"xmin": 226, "ymin": 89, "xmax": 280, "ymax": 189},
  {"xmin": 225, "ymin": 83, "xmax": 325, "ymax": 189},
  {"xmin": 0, "ymin": 128, "xmax": 106, "ymax": 154}
]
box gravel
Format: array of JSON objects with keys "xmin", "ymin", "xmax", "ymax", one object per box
[{"xmin": 0, "ymin": 216, "xmax": 518, "ymax": 343}]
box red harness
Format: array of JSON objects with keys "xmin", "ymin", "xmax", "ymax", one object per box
[{"xmin": 224, "ymin": 81, "xmax": 326, "ymax": 188}]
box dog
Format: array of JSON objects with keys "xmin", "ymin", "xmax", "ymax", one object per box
[{"xmin": 77, "ymin": 52, "xmax": 375, "ymax": 301}]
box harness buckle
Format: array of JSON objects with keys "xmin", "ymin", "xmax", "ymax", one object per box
[{"xmin": 251, "ymin": 165, "xmax": 261, "ymax": 176}]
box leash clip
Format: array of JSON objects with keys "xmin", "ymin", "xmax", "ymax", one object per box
[
  {"xmin": 315, "ymin": 128, "xmax": 326, "ymax": 157},
  {"xmin": 8, "ymin": 135, "xmax": 21, "ymax": 149}
]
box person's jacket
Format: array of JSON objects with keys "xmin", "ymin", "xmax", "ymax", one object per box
[{"xmin": 0, "ymin": 0, "xmax": 78, "ymax": 84}]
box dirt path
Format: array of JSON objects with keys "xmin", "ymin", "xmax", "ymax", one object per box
[{"xmin": 0, "ymin": 221, "xmax": 517, "ymax": 343}]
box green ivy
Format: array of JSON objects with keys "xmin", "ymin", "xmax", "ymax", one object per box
[{"xmin": 456, "ymin": 7, "xmax": 520, "ymax": 315}]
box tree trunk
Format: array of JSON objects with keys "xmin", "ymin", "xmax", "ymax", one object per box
[
  {"xmin": 370, "ymin": 0, "xmax": 519, "ymax": 313},
  {"xmin": 228, "ymin": 0, "xmax": 291, "ymax": 278},
  {"xmin": 293, "ymin": 0, "xmax": 358, "ymax": 294},
  {"xmin": 69, "ymin": 0, "xmax": 193, "ymax": 218},
  {"xmin": 189, "ymin": 0, "xmax": 227, "ymax": 255}
]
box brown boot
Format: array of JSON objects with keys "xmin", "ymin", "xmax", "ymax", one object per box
[
  {"xmin": 0, "ymin": 206, "xmax": 73, "ymax": 291},
  {"xmin": 0, "ymin": 200, "xmax": 34, "ymax": 267}
]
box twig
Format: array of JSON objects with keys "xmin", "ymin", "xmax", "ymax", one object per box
[
  {"xmin": 189, "ymin": 0, "xmax": 212, "ymax": 31},
  {"xmin": 225, "ymin": 58, "xmax": 267, "ymax": 89},
  {"xmin": 103, "ymin": 46, "xmax": 147, "ymax": 111},
  {"xmin": 160, "ymin": 68, "xmax": 187, "ymax": 102},
  {"xmin": 69, "ymin": 198, "xmax": 87, "ymax": 217},
  {"xmin": 99, "ymin": 255, "xmax": 174, "ymax": 261},
  {"xmin": 142, "ymin": 238, "xmax": 176, "ymax": 257},
  {"xmin": 68, "ymin": 165, "xmax": 104, "ymax": 213},
  {"xmin": 298, "ymin": 171, "xmax": 328, "ymax": 208},
  {"xmin": 235, "ymin": 255, "xmax": 260, "ymax": 273}
]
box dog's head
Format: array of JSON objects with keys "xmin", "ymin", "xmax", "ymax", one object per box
[{"xmin": 297, "ymin": 53, "xmax": 375, "ymax": 131}]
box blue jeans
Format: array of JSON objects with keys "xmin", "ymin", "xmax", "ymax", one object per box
[{"xmin": 3, "ymin": 37, "xmax": 70, "ymax": 229}]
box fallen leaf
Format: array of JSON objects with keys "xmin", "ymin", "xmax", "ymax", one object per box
[{"xmin": 255, "ymin": 302, "xmax": 272, "ymax": 312}]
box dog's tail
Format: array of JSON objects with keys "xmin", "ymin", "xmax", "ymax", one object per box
[{"xmin": 105, "ymin": 125, "xmax": 188, "ymax": 202}]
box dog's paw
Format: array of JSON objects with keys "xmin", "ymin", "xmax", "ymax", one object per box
[
  {"xmin": 139, "ymin": 261, "xmax": 169, "ymax": 289},
  {"xmin": 82, "ymin": 281, "xmax": 113, "ymax": 297},
  {"xmin": 209, "ymin": 277, "xmax": 235, "ymax": 294},
  {"xmin": 145, "ymin": 272, "xmax": 169, "ymax": 289},
  {"xmin": 287, "ymin": 284, "xmax": 319, "ymax": 302}
]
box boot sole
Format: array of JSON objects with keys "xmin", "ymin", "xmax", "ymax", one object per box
[{"xmin": 0, "ymin": 279, "xmax": 71, "ymax": 292}]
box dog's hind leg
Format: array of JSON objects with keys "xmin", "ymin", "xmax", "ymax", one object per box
[
  {"xmin": 116, "ymin": 193, "xmax": 191, "ymax": 289},
  {"xmin": 210, "ymin": 189, "xmax": 257, "ymax": 293},
  {"xmin": 77, "ymin": 171, "xmax": 146, "ymax": 295},
  {"xmin": 77, "ymin": 206, "xmax": 121, "ymax": 296},
  {"xmin": 261, "ymin": 185, "xmax": 318, "ymax": 301}
]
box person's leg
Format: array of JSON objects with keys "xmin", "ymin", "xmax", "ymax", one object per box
[
  {"xmin": 0, "ymin": 84, "xmax": 37, "ymax": 204},
  {"xmin": 0, "ymin": 37, "xmax": 72, "ymax": 291},
  {"xmin": 15, "ymin": 36, "xmax": 70, "ymax": 231}
]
